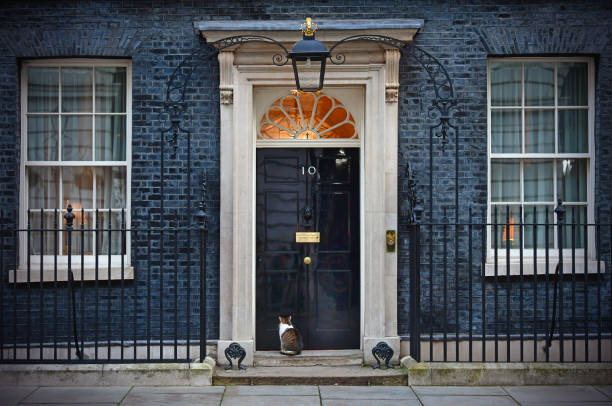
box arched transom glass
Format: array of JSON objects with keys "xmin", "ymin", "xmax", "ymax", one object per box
[{"xmin": 258, "ymin": 92, "xmax": 359, "ymax": 140}]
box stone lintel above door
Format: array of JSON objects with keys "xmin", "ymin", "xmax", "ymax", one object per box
[{"xmin": 195, "ymin": 18, "xmax": 423, "ymax": 44}]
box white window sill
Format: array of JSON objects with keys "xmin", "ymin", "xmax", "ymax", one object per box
[
  {"xmin": 484, "ymin": 260, "xmax": 605, "ymax": 277},
  {"xmin": 8, "ymin": 266, "xmax": 134, "ymax": 283}
]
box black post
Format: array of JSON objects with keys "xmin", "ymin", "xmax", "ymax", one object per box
[
  {"xmin": 409, "ymin": 212, "xmax": 422, "ymax": 362},
  {"xmin": 196, "ymin": 175, "xmax": 208, "ymax": 362},
  {"xmin": 64, "ymin": 205, "xmax": 82, "ymax": 360},
  {"xmin": 555, "ymin": 199, "xmax": 565, "ymax": 361},
  {"xmin": 545, "ymin": 199, "xmax": 565, "ymax": 358}
]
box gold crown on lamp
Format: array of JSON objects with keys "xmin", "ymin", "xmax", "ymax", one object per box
[{"xmin": 300, "ymin": 17, "xmax": 318, "ymax": 36}]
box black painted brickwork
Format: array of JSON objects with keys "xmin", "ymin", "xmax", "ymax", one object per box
[{"xmin": 0, "ymin": 1, "xmax": 610, "ymax": 345}]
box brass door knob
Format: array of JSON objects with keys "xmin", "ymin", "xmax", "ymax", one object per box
[{"xmin": 303, "ymin": 256, "xmax": 311, "ymax": 265}]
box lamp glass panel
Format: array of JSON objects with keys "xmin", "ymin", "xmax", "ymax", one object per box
[{"xmin": 294, "ymin": 58, "xmax": 322, "ymax": 90}]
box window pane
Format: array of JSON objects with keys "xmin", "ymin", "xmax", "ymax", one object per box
[
  {"xmin": 95, "ymin": 116, "xmax": 126, "ymax": 160},
  {"xmin": 524, "ymin": 159, "xmax": 553, "ymax": 202},
  {"xmin": 558, "ymin": 62, "xmax": 588, "ymax": 106},
  {"xmin": 491, "ymin": 110, "xmax": 521, "ymax": 153},
  {"xmin": 62, "ymin": 210, "xmax": 93, "ymax": 255},
  {"xmin": 558, "ymin": 109, "xmax": 588, "ymax": 153},
  {"xmin": 28, "ymin": 67, "xmax": 59, "ymax": 112},
  {"xmin": 62, "ymin": 167, "xmax": 93, "ymax": 210},
  {"xmin": 492, "ymin": 205, "xmax": 521, "ymax": 249},
  {"xmin": 525, "ymin": 63, "xmax": 554, "ymax": 106},
  {"xmin": 61, "ymin": 67, "xmax": 93, "ymax": 112},
  {"xmin": 28, "ymin": 167, "xmax": 58, "ymax": 209},
  {"xmin": 562, "ymin": 205, "xmax": 586, "ymax": 249},
  {"xmin": 27, "ymin": 116, "xmax": 58, "ymax": 161},
  {"xmin": 29, "ymin": 211, "xmax": 57, "ymax": 255},
  {"xmin": 95, "ymin": 167, "xmax": 126, "ymax": 208},
  {"xmin": 525, "ymin": 109, "xmax": 554, "ymax": 153},
  {"xmin": 62, "ymin": 116, "xmax": 92, "ymax": 160},
  {"xmin": 490, "ymin": 62, "xmax": 521, "ymax": 106},
  {"xmin": 491, "ymin": 159, "xmax": 520, "ymax": 202},
  {"xmin": 557, "ymin": 158, "xmax": 587, "ymax": 202},
  {"xmin": 524, "ymin": 205, "xmax": 553, "ymax": 249},
  {"xmin": 96, "ymin": 211, "xmax": 124, "ymax": 255},
  {"xmin": 95, "ymin": 67, "xmax": 126, "ymax": 113}
]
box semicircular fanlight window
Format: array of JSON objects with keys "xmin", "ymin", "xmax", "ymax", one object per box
[{"xmin": 258, "ymin": 92, "xmax": 359, "ymax": 140}]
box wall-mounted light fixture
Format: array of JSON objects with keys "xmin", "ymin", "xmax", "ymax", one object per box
[{"xmin": 288, "ymin": 18, "xmax": 330, "ymax": 92}]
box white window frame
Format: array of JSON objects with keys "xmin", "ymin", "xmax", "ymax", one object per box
[
  {"xmin": 16, "ymin": 59, "xmax": 132, "ymax": 281},
  {"xmin": 486, "ymin": 57, "xmax": 600, "ymax": 276}
]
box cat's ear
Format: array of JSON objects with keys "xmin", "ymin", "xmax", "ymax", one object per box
[
  {"xmin": 278, "ymin": 316, "xmax": 282, "ymax": 323},
  {"xmin": 288, "ymin": 315, "xmax": 292, "ymax": 323}
]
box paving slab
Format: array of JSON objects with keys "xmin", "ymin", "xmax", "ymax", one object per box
[
  {"xmin": 128, "ymin": 386, "xmax": 225, "ymax": 394},
  {"xmin": 319, "ymin": 385, "xmax": 417, "ymax": 400},
  {"xmin": 413, "ymin": 386, "xmax": 507, "ymax": 396},
  {"xmin": 21, "ymin": 387, "xmax": 131, "ymax": 404},
  {"xmin": 121, "ymin": 392, "xmax": 223, "ymax": 406},
  {"xmin": 322, "ymin": 400, "xmax": 422, "ymax": 406},
  {"xmin": 22, "ymin": 404, "xmax": 117, "ymax": 406},
  {"xmin": 503, "ymin": 385, "xmax": 610, "ymax": 403},
  {"xmin": 517, "ymin": 402, "xmax": 612, "ymax": 406},
  {"xmin": 0, "ymin": 386, "xmax": 38, "ymax": 406},
  {"xmin": 597, "ymin": 386, "xmax": 612, "ymax": 399},
  {"xmin": 220, "ymin": 395, "xmax": 319, "ymax": 406},
  {"xmin": 224, "ymin": 385, "xmax": 319, "ymax": 396},
  {"xmin": 419, "ymin": 395, "xmax": 518, "ymax": 406}
]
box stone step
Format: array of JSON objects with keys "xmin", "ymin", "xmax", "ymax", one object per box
[
  {"xmin": 213, "ymin": 365, "xmax": 406, "ymax": 386},
  {"xmin": 254, "ymin": 349, "xmax": 363, "ymax": 367}
]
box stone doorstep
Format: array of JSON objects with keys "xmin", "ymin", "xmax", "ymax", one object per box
[
  {"xmin": 214, "ymin": 365, "xmax": 407, "ymax": 386},
  {"xmin": 401, "ymin": 357, "xmax": 612, "ymax": 386},
  {"xmin": 254, "ymin": 349, "xmax": 363, "ymax": 367}
]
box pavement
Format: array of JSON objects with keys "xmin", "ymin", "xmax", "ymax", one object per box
[{"xmin": 2, "ymin": 385, "xmax": 612, "ymax": 405}]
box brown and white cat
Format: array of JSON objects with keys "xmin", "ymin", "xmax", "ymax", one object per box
[{"xmin": 278, "ymin": 315, "xmax": 303, "ymax": 355}]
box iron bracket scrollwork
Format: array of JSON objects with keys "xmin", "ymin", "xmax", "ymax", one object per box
[
  {"xmin": 210, "ymin": 35, "xmax": 290, "ymax": 66},
  {"xmin": 371, "ymin": 341, "xmax": 394, "ymax": 369},
  {"xmin": 403, "ymin": 163, "xmax": 423, "ymax": 224},
  {"xmin": 328, "ymin": 34, "xmax": 459, "ymax": 147},
  {"xmin": 224, "ymin": 342, "xmax": 247, "ymax": 370},
  {"xmin": 195, "ymin": 173, "xmax": 208, "ymax": 230}
]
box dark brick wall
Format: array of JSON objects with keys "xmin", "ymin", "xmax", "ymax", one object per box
[{"xmin": 0, "ymin": 0, "xmax": 610, "ymax": 348}]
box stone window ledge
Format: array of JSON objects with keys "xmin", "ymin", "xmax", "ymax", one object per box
[
  {"xmin": 8, "ymin": 266, "xmax": 134, "ymax": 283},
  {"xmin": 484, "ymin": 260, "xmax": 605, "ymax": 277}
]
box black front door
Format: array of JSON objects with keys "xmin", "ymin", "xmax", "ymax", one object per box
[{"xmin": 256, "ymin": 148, "xmax": 360, "ymax": 350}]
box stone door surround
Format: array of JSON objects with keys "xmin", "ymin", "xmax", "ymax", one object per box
[{"xmin": 195, "ymin": 19, "xmax": 423, "ymax": 366}]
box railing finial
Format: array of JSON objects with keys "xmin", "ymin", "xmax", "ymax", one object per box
[
  {"xmin": 64, "ymin": 204, "xmax": 74, "ymax": 229},
  {"xmin": 555, "ymin": 198, "xmax": 565, "ymax": 222}
]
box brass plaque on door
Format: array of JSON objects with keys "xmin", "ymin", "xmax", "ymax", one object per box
[{"xmin": 295, "ymin": 232, "xmax": 320, "ymax": 243}]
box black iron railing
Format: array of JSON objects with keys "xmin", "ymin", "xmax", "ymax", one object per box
[
  {"xmin": 405, "ymin": 201, "xmax": 611, "ymax": 362},
  {"xmin": 0, "ymin": 205, "xmax": 208, "ymax": 364}
]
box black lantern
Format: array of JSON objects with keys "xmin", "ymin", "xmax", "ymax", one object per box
[{"xmin": 288, "ymin": 18, "xmax": 330, "ymax": 92}]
